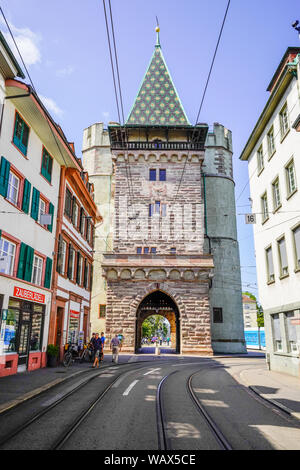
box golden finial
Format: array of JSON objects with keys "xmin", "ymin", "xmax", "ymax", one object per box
[{"xmin": 155, "ymin": 17, "xmax": 160, "ymax": 47}]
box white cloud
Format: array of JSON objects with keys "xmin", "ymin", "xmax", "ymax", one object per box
[
  {"xmin": 102, "ymin": 111, "xmax": 110, "ymax": 122},
  {"xmin": 1, "ymin": 18, "xmax": 41, "ymax": 66},
  {"xmin": 56, "ymin": 65, "xmax": 75, "ymax": 77},
  {"xmin": 39, "ymin": 95, "xmax": 63, "ymax": 117}
]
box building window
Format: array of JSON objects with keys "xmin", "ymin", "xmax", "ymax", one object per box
[
  {"xmin": 265, "ymin": 246, "xmax": 275, "ymax": 283},
  {"xmin": 136, "ymin": 247, "xmax": 142, "ymax": 254},
  {"xmin": 257, "ymin": 145, "xmax": 264, "ymax": 174},
  {"xmin": 13, "ymin": 112, "xmax": 29, "ymax": 156},
  {"xmin": 267, "ymin": 126, "xmax": 276, "ymax": 157},
  {"xmin": 76, "ymin": 252, "xmax": 83, "ymax": 285},
  {"xmin": 279, "ymin": 103, "xmax": 289, "ymax": 139},
  {"xmin": 149, "ymin": 204, "xmax": 154, "ymax": 217},
  {"xmin": 38, "ymin": 198, "xmax": 47, "ymax": 226},
  {"xmin": 0, "ymin": 237, "xmax": 16, "ymax": 276},
  {"xmin": 57, "ymin": 238, "xmax": 67, "ymax": 276},
  {"xmin": 272, "ymin": 313, "xmax": 282, "ymax": 351},
  {"xmin": 277, "ymin": 237, "xmax": 288, "ymax": 277},
  {"xmin": 261, "ymin": 192, "xmax": 269, "ymax": 223},
  {"xmin": 73, "ymin": 202, "xmax": 79, "ymax": 228},
  {"xmin": 41, "ymin": 147, "xmax": 53, "ymax": 183},
  {"xmin": 213, "ymin": 307, "xmax": 223, "ymax": 323},
  {"xmin": 6, "ymin": 171, "xmax": 20, "ymax": 206},
  {"xmin": 285, "ymin": 160, "xmax": 297, "ymax": 196},
  {"xmin": 64, "ymin": 188, "xmax": 73, "ymax": 219},
  {"xmin": 159, "ymin": 169, "xmax": 166, "ymax": 181},
  {"xmin": 155, "ymin": 201, "xmax": 160, "ymax": 214},
  {"xmin": 150, "ymin": 247, "xmax": 156, "ymax": 254},
  {"xmin": 99, "ymin": 305, "xmax": 106, "ymax": 318},
  {"xmin": 170, "ymin": 247, "xmax": 176, "ymax": 254},
  {"xmin": 149, "ymin": 169, "xmax": 156, "ymax": 181},
  {"xmin": 31, "ymin": 255, "xmax": 43, "ymax": 286},
  {"xmin": 285, "ymin": 312, "xmax": 298, "ymax": 353},
  {"xmin": 161, "ymin": 203, "xmax": 167, "ymax": 217},
  {"xmin": 272, "ymin": 177, "xmax": 281, "ymax": 211},
  {"xmin": 144, "ymin": 247, "xmax": 149, "ymax": 254},
  {"xmin": 292, "ymin": 225, "xmax": 300, "ymax": 270},
  {"xmin": 67, "ymin": 245, "xmax": 75, "ymax": 280}
]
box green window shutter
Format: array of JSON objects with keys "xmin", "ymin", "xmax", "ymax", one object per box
[
  {"xmin": 41, "ymin": 148, "xmax": 53, "ymax": 183},
  {"xmin": 44, "ymin": 257, "xmax": 53, "ymax": 289},
  {"xmin": 17, "ymin": 243, "xmax": 27, "ymax": 279},
  {"xmin": 24, "ymin": 246, "xmax": 34, "ymax": 282},
  {"xmin": 67, "ymin": 244, "xmax": 73, "ymax": 279},
  {"xmin": 30, "ymin": 187, "xmax": 40, "ymax": 221},
  {"xmin": 83, "ymin": 259, "xmax": 88, "ymax": 288},
  {"xmin": 0, "ymin": 157, "xmax": 11, "ymax": 198},
  {"xmin": 0, "ymin": 229, "xmax": 2, "ymax": 239},
  {"xmin": 13, "ymin": 113, "xmax": 29, "ymax": 156},
  {"xmin": 22, "ymin": 179, "xmax": 31, "ymax": 214},
  {"xmin": 48, "ymin": 203, "xmax": 54, "ymax": 232}
]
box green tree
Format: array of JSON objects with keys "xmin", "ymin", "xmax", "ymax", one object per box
[{"xmin": 243, "ymin": 292, "xmax": 264, "ymax": 349}]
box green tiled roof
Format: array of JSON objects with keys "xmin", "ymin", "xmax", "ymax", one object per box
[{"xmin": 126, "ymin": 44, "xmax": 190, "ymax": 126}]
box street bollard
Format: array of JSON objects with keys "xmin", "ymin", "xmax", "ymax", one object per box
[{"xmin": 155, "ymin": 343, "xmax": 160, "ymax": 355}]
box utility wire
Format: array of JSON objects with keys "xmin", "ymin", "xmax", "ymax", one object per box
[
  {"xmin": 174, "ymin": 0, "xmax": 231, "ymax": 201},
  {"xmin": 0, "ymin": 7, "xmax": 70, "ymax": 170},
  {"xmin": 102, "ymin": 0, "xmax": 135, "ymax": 206}
]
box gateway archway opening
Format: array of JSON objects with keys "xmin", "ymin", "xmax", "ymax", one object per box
[{"xmin": 135, "ymin": 290, "xmax": 180, "ymax": 354}]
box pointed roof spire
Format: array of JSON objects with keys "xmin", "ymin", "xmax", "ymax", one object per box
[
  {"xmin": 155, "ymin": 17, "xmax": 161, "ymax": 48},
  {"xmin": 125, "ymin": 27, "xmax": 190, "ymax": 126}
]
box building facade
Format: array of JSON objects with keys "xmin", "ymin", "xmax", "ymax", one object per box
[
  {"xmin": 83, "ymin": 31, "xmax": 246, "ymax": 354},
  {"xmin": 0, "ymin": 32, "xmax": 99, "ymax": 375},
  {"xmin": 240, "ymin": 47, "xmax": 300, "ymax": 377},
  {"xmin": 242, "ymin": 294, "xmax": 258, "ymax": 328},
  {"xmin": 48, "ymin": 166, "xmax": 101, "ymax": 359}
]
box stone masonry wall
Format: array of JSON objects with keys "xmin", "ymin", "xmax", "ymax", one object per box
[{"xmin": 105, "ymin": 280, "xmax": 213, "ymax": 355}]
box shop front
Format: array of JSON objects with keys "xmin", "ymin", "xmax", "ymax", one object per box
[{"xmin": 0, "ymin": 285, "xmax": 49, "ymax": 376}]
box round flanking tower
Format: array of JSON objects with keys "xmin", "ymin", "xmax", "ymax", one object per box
[{"xmin": 204, "ymin": 123, "xmax": 246, "ymax": 353}]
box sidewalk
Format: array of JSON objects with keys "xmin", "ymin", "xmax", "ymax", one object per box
[
  {"xmin": 0, "ymin": 354, "xmax": 131, "ymax": 414},
  {"xmin": 234, "ymin": 362, "xmax": 300, "ymax": 420}
]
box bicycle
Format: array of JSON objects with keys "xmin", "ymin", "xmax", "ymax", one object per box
[{"xmin": 63, "ymin": 343, "xmax": 93, "ymax": 367}]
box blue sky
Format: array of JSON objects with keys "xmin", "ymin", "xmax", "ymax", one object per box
[{"xmin": 1, "ymin": 0, "xmax": 300, "ymax": 299}]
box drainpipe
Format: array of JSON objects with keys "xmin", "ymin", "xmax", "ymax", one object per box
[{"xmin": 202, "ymin": 172, "xmax": 211, "ymax": 254}]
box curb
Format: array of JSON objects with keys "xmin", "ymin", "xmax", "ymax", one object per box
[
  {"xmin": 0, "ymin": 364, "xmax": 119, "ymax": 415},
  {"xmin": 248, "ymin": 385, "xmax": 300, "ymax": 421}
]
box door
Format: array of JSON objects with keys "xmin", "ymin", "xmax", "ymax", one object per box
[
  {"xmin": 18, "ymin": 320, "xmax": 30, "ymax": 365},
  {"xmin": 55, "ymin": 307, "xmax": 64, "ymax": 348}
]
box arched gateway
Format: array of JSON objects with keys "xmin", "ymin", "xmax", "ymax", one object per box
[{"xmin": 135, "ymin": 290, "xmax": 180, "ymax": 354}]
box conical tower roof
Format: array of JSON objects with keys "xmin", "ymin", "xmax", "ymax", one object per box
[{"xmin": 126, "ymin": 30, "xmax": 190, "ymax": 126}]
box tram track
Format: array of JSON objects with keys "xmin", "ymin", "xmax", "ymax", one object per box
[
  {"xmin": 156, "ymin": 366, "xmax": 233, "ymax": 450},
  {"xmin": 0, "ymin": 360, "xmax": 172, "ymax": 450}
]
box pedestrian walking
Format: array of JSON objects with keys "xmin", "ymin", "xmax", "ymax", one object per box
[
  {"xmin": 100, "ymin": 332, "xmax": 106, "ymax": 362},
  {"xmin": 92, "ymin": 333, "xmax": 102, "ymax": 368},
  {"xmin": 110, "ymin": 334, "xmax": 121, "ymax": 364}
]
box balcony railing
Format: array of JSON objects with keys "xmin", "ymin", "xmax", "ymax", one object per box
[{"xmin": 110, "ymin": 141, "xmax": 204, "ymax": 151}]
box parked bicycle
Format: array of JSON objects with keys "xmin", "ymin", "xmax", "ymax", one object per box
[{"xmin": 62, "ymin": 342, "xmax": 94, "ymax": 367}]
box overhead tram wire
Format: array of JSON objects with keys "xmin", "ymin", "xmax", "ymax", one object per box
[
  {"xmin": 174, "ymin": 0, "xmax": 231, "ymax": 202},
  {"xmin": 107, "ymin": 0, "xmax": 135, "ymax": 205},
  {"xmin": 0, "ymin": 7, "xmax": 71, "ymax": 170},
  {"xmin": 102, "ymin": 0, "xmax": 135, "ymax": 207}
]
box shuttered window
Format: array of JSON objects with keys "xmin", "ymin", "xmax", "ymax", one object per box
[
  {"xmin": 13, "ymin": 112, "xmax": 29, "ymax": 156},
  {"xmin": 22, "ymin": 179, "xmax": 31, "ymax": 213},
  {"xmin": 41, "ymin": 147, "xmax": 53, "ymax": 183},
  {"xmin": 0, "ymin": 156, "xmax": 11, "ymax": 198},
  {"xmin": 44, "ymin": 257, "xmax": 53, "ymax": 289},
  {"xmin": 64, "ymin": 188, "xmax": 73, "ymax": 218},
  {"xmin": 30, "ymin": 187, "xmax": 40, "ymax": 221},
  {"xmin": 277, "ymin": 237, "xmax": 288, "ymax": 277}
]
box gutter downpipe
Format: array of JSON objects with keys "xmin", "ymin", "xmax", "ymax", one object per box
[{"xmin": 202, "ymin": 172, "xmax": 211, "ymax": 254}]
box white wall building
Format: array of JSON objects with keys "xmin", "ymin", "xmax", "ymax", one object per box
[
  {"xmin": 0, "ymin": 32, "xmax": 79, "ymax": 375},
  {"xmin": 240, "ymin": 47, "xmax": 300, "ymax": 377}
]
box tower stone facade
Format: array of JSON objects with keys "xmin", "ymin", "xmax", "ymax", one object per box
[{"xmin": 82, "ymin": 33, "xmax": 246, "ymax": 354}]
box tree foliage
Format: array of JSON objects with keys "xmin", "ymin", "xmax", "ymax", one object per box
[
  {"xmin": 243, "ymin": 291, "xmax": 264, "ymax": 327},
  {"xmin": 142, "ymin": 315, "xmax": 168, "ymax": 338}
]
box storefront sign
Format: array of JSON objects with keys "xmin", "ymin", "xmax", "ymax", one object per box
[
  {"xmin": 70, "ymin": 310, "xmax": 80, "ymax": 318},
  {"xmin": 13, "ymin": 286, "xmax": 45, "ymax": 304}
]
